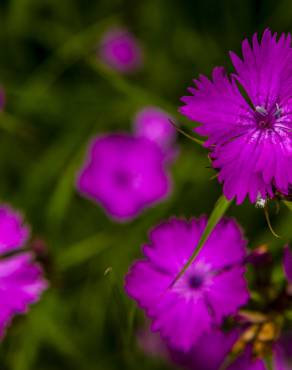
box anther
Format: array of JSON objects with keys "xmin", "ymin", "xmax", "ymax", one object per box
[
  {"xmin": 255, "ymin": 106, "xmax": 268, "ymax": 116},
  {"xmin": 274, "ymin": 103, "xmax": 282, "ymax": 119}
]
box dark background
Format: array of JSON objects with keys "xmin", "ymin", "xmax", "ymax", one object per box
[{"xmin": 0, "ymin": 0, "xmax": 290, "ymax": 369}]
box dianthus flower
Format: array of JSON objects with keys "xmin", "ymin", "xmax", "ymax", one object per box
[
  {"xmin": 77, "ymin": 133, "xmax": 171, "ymax": 222},
  {"xmin": 227, "ymin": 346, "xmax": 266, "ymax": 370},
  {"xmin": 170, "ymin": 328, "xmax": 239, "ymax": 370},
  {"xmin": 125, "ymin": 217, "xmax": 249, "ymax": 351},
  {"xmin": 133, "ymin": 106, "xmax": 177, "ymax": 160},
  {"xmin": 99, "ymin": 27, "xmax": 143, "ymax": 73},
  {"xmin": 180, "ymin": 29, "xmax": 292, "ymax": 204},
  {"xmin": 0, "ymin": 205, "xmax": 47, "ymax": 337}
]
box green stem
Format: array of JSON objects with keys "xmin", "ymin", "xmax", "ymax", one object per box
[
  {"xmin": 0, "ymin": 111, "xmax": 36, "ymax": 140},
  {"xmin": 170, "ymin": 195, "xmax": 231, "ymax": 287},
  {"xmin": 264, "ymin": 355, "xmax": 273, "ymax": 370}
]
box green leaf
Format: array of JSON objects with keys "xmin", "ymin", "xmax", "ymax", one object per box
[
  {"xmin": 0, "ymin": 111, "xmax": 35, "ymax": 140},
  {"xmin": 171, "ymin": 195, "xmax": 232, "ymax": 287},
  {"xmin": 57, "ymin": 233, "xmax": 112, "ymax": 270},
  {"xmin": 283, "ymin": 200, "xmax": 292, "ymax": 212},
  {"xmin": 46, "ymin": 146, "xmax": 85, "ymax": 231}
]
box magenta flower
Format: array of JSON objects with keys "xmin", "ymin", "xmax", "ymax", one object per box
[
  {"xmin": 0, "ymin": 87, "xmax": 5, "ymax": 110},
  {"xmin": 0, "ymin": 205, "xmax": 30, "ymax": 255},
  {"xmin": 77, "ymin": 133, "xmax": 171, "ymax": 222},
  {"xmin": 180, "ymin": 29, "xmax": 292, "ymax": 204},
  {"xmin": 99, "ymin": 27, "xmax": 143, "ymax": 73},
  {"xmin": 170, "ymin": 328, "xmax": 239, "ymax": 370},
  {"xmin": 225, "ymin": 333, "xmax": 292, "ymax": 370},
  {"xmin": 137, "ymin": 323, "xmax": 169, "ymax": 360},
  {"xmin": 125, "ymin": 217, "xmax": 249, "ymax": 351},
  {"xmin": 273, "ymin": 333, "xmax": 292, "ymax": 369},
  {"xmin": 283, "ymin": 245, "xmax": 292, "ymax": 283},
  {"xmin": 133, "ymin": 107, "xmax": 177, "ymax": 160},
  {"xmin": 227, "ymin": 346, "xmax": 266, "ymax": 370},
  {"xmin": 0, "ymin": 205, "xmax": 47, "ymax": 337}
]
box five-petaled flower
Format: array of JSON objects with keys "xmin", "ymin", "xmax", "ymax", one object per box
[
  {"xmin": 125, "ymin": 217, "xmax": 249, "ymax": 351},
  {"xmin": 77, "ymin": 133, "xmax": 171, "ymax": 222}
]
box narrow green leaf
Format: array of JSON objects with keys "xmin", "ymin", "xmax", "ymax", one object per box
[
  {"xmin": 283, "ymin": 200, "xmax": 292, "ymax": 212},
  {"xmin": 57, "ymin": 233, "xmax": 111, "ymax": 270},
  {"xmin": 171, "ymin": 195, "xmax": 232, "ymax": 287},
  {"xmin": 0, "ymin": 111, "xmax": 35, "ymax": 140},
  {"xmin": 46, "ymin": 146, "xmax": 85, "ymax": 230}
]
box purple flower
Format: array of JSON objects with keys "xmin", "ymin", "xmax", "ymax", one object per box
[
  {"xmin": 273, "ymin": 333, "xmax": 292, "ymax": 369},
  {"xmin": 283, "ymin": 245, "xmax": 292, "ymax": 283},
  {"xmin": 227, "ymin": 346, "xmax": 266, "ymax": 370},
  {"xmin": 0, "ymin": 205, "xmax": 47, "ymax": 337},
  {"xmin": 77, "ymin": 133, "xmax": 171, "ymax": 222},
  {"xmin": 137, "ymin": 322, "xmax": 169, "ymax": 360},
  {"xmin": 99, "ymin": 27, "xmax": 143, "ymax": 73},
  {"xmin": 170, "ymin": 328, "xmax": 239, "ymax": 370},
  {"xmin": 125, "ymin": 217, "xmax": 249, "ymax": 351},
  {"xmin": 133, "ymin": 107, "xmax": 177, "ymax": 160},
  {"xmin": 0, "ymin": 205, "xmax": 30, "ymax": 255},
  {"xmin": 0, "ymin": 87, "xmax": 5, "ymax": 110},
  {"xmin": 225, "ymin": 333, "xmax": 292, "ymax": 370},
  {"xmin": 180, "ymin": 29, "xmax": 292, "ymax": 204}
]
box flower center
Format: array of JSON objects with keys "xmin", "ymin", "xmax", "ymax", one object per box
[
  {"xmin": 113, "ymin": 170, "xmax": 131, "ymax": 187},
  {"xmin": 188, "ymin": 273, "xmax": 204, "ymax": 289},
  {"xmin": 254, "ymin": 104, "xmax": 281, "ymax": 130}
]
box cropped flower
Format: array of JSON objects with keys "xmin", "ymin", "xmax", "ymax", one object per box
[
  {"xmin": 133, "ymin": 107, "xmax": 177, "ymax": 160},
  {"xmin": 170, "ymin": 328, "xmax": 239, "ymax": 370},
  {"xmin": 227, "ymin": 346, "xmax": 266, "ymax": 370},
  {"xmin": 180, "ymin": 29, "xmax": 292, "ymax": 204},
  {"xmin": 273, "ymin": 332, "xmax": 292, "ymax": 369},
  {"xmin": 0, "ymin": 205, "xmax": 30, "ymax": 255},
  {"xmin": 99, "ymin": 27, "xmax": 143, "ymax": 73},
  {"xmin": 0, "ymin": 205, "xmax": 47, "ymax": 337},
  {"xmin": 125, "ymin": 217, "xmax": 249, "ymax": 351},
  {"xmin": 77, "ymin": 133, "xmax": 171, "ymax": 222},
  {"xmin": 283, "ymin": 245, "xmax": 292, "ymax": 283},
  {"xmin": 137, "ymin": 322, "xmax": 169, "ymax": 360},
  {"xmin": 0, "ymin": 87, "xmax": 5, "ymax": 110}
]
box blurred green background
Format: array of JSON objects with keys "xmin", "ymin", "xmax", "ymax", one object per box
[{"xmin": 0, "ymin": 0, "xmax": 291, "ymax": 369}]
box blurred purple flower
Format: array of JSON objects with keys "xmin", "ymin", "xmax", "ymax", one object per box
[
  {"xmin": 225, "ymin": 332, "xmax": 292, "ymax": 370},
  {"xmin": 77, "ymin": 133, "xmax": 171, "ymax": 222},
  {"xmin": 137, "ymin": 323, "xmax": 169, "ymax": 360},
  {"xmin": 246, "ymin": 245, "xmax": 272, "ymax": 266},
  {"xmin": 170, "ymin": 328, "xmax": 239, "ymax": 370},
  {"xmin": 180, "ymin": 29, "xmax": 292, "ymax": 204},
  {"xmin": 227, "ymin": 346, "xmax": 266, "ymax": 370},
  {"xmin": 0, "ymin": 205, "xmax": 47, "ymax": 338},
  {"xmin": 0, "ymin": 87, "xmax": 5, "ymax": 110},
  {"xmin": 0, "ymin": 205, "xmax": 30, "ymax": 255},
  {"xmin": 273, "ymin": 332, "xmax": 292, "ymax": 369},
  {"xmin": 125, "ymin": 217, "xmax": 249, "ymax": 351},
  {"xmin": 283, "ymin": 245, "xmax": 292, "ymax": 283},
  {"xmin": 133, "ymin": 107, "xmax": 177, "ymax": 160},
  {"xmin": 99, "ymin": 27, "xmax": 143, "ymax": 73}
]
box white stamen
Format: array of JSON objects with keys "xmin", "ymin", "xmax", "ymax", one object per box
[
  {"xmin": 255, "ymin": 194, "xmax": 267, "ymax": 208},
  {"xmin": 275, "ymin": 103, "xmax": 282, "ymax": 119},
  {"xmin": 255, "ymin": 106, "xmax": 268, "ymax": 116}
]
